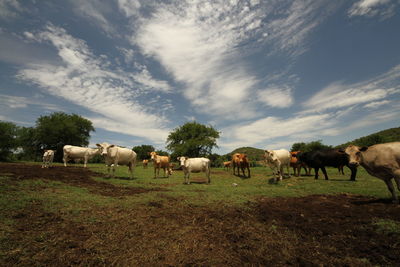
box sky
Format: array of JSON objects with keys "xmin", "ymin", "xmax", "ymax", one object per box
[{"xmin": 0, "ymin": 0, "xmax": 399, "ymax": 154}]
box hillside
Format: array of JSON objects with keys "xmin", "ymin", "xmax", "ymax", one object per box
[
  {"xmin": 337, "ymin": 127, "xmax": 400, "ymax": 148},
  {"xmin": 226, "ymin": 146, "xmax": 265, "ymax": 161}
]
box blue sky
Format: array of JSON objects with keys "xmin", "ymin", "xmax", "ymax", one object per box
[{"xmin": 0, "ymin": 0, "xmax": 399, "ymax": 154}]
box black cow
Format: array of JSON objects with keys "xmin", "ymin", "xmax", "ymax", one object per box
[{"xmin": 297, "ymin": 149, "xmax": 357, "ymax": 181}]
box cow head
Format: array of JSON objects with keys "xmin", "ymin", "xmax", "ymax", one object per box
[
  {"xmin": 264, "ymin": 150, "xmax": 278, "ymax": 162},
  {"xmin": 344, "ymin": 145, "xmax": 368, "ymax": 167},
  {"xmin": 149, "ymin": 151, "xmax": 157, "ymax": 160},
  {"xmin": 177, "ymin": 157, "xmax": 188, "ymax": 167},
  {"xmin": 96, "ymin": 143, "xmax": 114, "ymax": 156}
]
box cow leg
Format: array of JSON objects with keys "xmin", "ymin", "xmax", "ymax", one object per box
[
  {"xmin": 63, "ymin": 156, "xmax": 68, "ymax": 167},
  {"xmin": 286, "ymin": 164, "xmax": 291, "ymax": 177},
  {"xmin": 128, "ymin": 163, "xmax": 134, "ymax": 179},
  {"xmin": 247, "ymin": 166, "xmax": 251, "ymax": 178},
  {"xmin": 153, "ymin": 167, "xmax": 157, "ymax": 179},
  {"xmin": 321, "ymin": 167, "xmax": 329, "ymax": 180},
  {"xmin": 314, "ymin": 167, "xmax": 319, "ymax": 179},
  {"xmin": 384, "ymin": 178, "xmax": 398, "ymax": 204},
  {"xmin": 347, "ymin": 164, "xmax": 357, "ymax": 181},
  {"xmin": 83, "ymin": 156, "xmax": 88, "ymax": 168},
  {"xmin": 207, "ymin": 169, "xmax": 211, "ymax": 184}
]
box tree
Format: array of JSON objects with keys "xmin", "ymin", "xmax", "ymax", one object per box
[
  {"xmin": 34, "ymin": 112, "xmax": 95, "ymax": 162},
  {"xmin": 16, "ymin": 126, "xmax": 41, "ymax": 161},
  {"xmin": 291, "ymin": 140, "xmax": 331, "ymax": 153},
  {"xmin": 132, "ymin": 145, "xmax": 155, "ymax": 160},
  {"xmin": 166, "ymin": 122, "xmax": 220, "ymax": 158},
  {"xmin": 0, "ymin": 121, "xmax": 19, "ymax": 161}
]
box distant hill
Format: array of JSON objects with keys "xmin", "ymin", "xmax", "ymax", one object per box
[
  {"xmin": 225, "ymin": 147, "xmax": 265, "ymax": 161},
  {"xmin": 337, "ymin": 127, "xmax": 400, "ymax": 148}
]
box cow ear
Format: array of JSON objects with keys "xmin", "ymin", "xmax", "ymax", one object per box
[
  {"xmin": 360, "ymin": 146, "xmax": 368, "ymax": 152},
  {"xmin": 96, "ymin": 143, "xmax": 101, "ymax": 147},
  {"xmin": 177, "ymin": 157, "xmax": 180, "ymax": 161},
  {"xmin": 109, "ymin": 145, "xmax": 115, "ymax": 148}
]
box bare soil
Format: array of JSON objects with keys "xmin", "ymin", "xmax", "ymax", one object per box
[{"xmin": 1, "ymin": 163, "xmax": 400, "ymax": 266}]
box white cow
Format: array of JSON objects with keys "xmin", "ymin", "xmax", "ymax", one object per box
[
  {"xmin": 96, "ymin": 143, "xmax": 137, "ymax": 179},
  {"xmin": 63, "ymin": 145, "xmax": 100, "ymax": 167},
  {"xmin": 264, "ymin": 149, "xmax": 291, "ymax": 181},
  {"xmin": 345, "ymin": 142, "xmax": 400, "ymax": 203},
  {"xmin": 177, "ymin": 157, "xmax": 211, "ymax": 184},
  {"xmin": 42, "ymin": 150, "xmax": 55, "ymax": 168}
]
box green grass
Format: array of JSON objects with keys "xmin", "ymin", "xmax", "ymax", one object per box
[{"xmin": 86, "ymin": 163, "xmax": 392, "ymax": 205}]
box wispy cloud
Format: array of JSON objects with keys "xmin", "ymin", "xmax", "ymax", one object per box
[
  {"xmin": 0, "ymin": 94, "xmax": 60, "ymax": 111},
  {"xmin": 348, "ymin": 0, "xmax": 398, "ymax": 19},
  {"xmin": 0, "ymin": 0, "xmax": 23, "ymax": 20},
  {"xmin": 303, "ymin": 64, "xmax": 400, "ymax": 112},
  {"xmin": 16, "ymin": 24, "xmax": 171, "ymax": 144}
]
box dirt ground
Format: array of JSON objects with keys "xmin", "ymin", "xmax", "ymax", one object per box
[{"xmin": 1, "ymin": 163, "xmax": 400, "ymax": 266}]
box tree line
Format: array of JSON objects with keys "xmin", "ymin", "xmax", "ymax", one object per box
[{"xmin": 0, "ymin": 112, "xmax": 394, "ymax": 166}]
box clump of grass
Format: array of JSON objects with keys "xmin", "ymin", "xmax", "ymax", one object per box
[{"xmin": 372, "ymin": 219, "xmax": 400, "ymax": 234}]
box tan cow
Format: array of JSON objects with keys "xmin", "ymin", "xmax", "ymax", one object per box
[
  {"xmin": 231, "ymin": 153, "xmax": 250, "ymax": 178},
  {"xmin": 345, "ymin": 142, "xmax": 400, "ymax": 203},
  {"xmin": 142, "ymin": 159, "xmax": 149, "ymax": 169},
  {"xmin": 42, "ymin": 150, "xmax": 55, "ymax": 168},
  {"xmin": 96, "ymin": 143, "xmax": 137, "ymax": 179},
  {"xmin": 149, "ymin": 151, "xmax": 171, "ymax": 178},
  {"xmin": 223, "ymin": 161, "xmax": 231, "ymax": 171}
]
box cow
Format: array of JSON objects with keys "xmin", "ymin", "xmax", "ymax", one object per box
[
  {"xmin": 142, "ymin": 159, "xmax": 149, "ymax": 169},
  {"xmin": 264, "ymin": 149, "xmax": 291, "ymax": 181},
  {"xmin": 42, "ymin": 150, "xmax": 55, "ymax": 168},
  {"xmin": 290, "ymin": 151, "xmax": 311, "ymax": 176},
  {"xmin": 177, "ymin": 157, "xmax": 211, "ymax": 184},
  {"xmin": 297, "ymin": 149, "xmax": 357, "ymax": 181},
  {"xmin": 63, "ymin": 145, "xmax": 100, "ymax": 167},
  {"xmin": 96, "ymin": 143, "xmax": 137, "ymax": 179},
  {"xmin": 345, "ymin": 142, "xmax": 400, "ymax": 203},
  {"xmin": 149, "ymin": 151, "xmax": 171, "ymax": 178},
  {"xmin": 231, "ymin": 153, "xmax": 251, "ymax": 178},
  {"xmin": 223, "ymin": 161, "xmax": 231, "ymax": 171}
]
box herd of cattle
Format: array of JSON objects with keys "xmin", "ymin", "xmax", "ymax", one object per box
[{"xmin": 40, "ymin": 142, "xmax": 400, "ymax": 203}]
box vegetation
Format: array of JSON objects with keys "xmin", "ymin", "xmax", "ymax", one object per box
[
  {"xmin": 0, "ymin": 121, "xmax": 19, "ymax": 161},
  {"xmin": 132, "ymin": 145, "xmax": 155, "ymax": 160},
  {"xmin": 166, "ymin": 121, "xmax": 220, "ymax": 159},
  {"xmin": 337, "ymin": 127, "xmax": 400, "ymax": 148},
  {"xmin": 291, "ymin": 140, "xmax": 332, "ymax": 152}
]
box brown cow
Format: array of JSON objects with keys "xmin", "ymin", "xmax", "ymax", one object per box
[
  {"xmin": 345, "ymin": 142, "xmax": 400, "ymax": 203},
  {"xmin": 290, "ymin": 151, "xmax": 312, "ymax": 176},
  {"xmin": 232, "ymin": 153, "xmax": 251, "ymax": 178},
  {"xmin": 142, "ymin": 159, "xmax": 149, "ymax": 169},
  {"xmin": 149, "ymin": 151, "xmax": 171, "ymax": 178},
  {"xmin": 223, "ymin": 161, "xmax": 231, "ymax": 171}
]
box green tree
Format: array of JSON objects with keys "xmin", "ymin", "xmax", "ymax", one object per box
[
  {"xmin": 34, "ymin": 112, "xmax": 95, "ymax": 162},
  {"xmin": 16, "ymin": 126, "xmax": 41, "ymax": 161},
  {"xmin": 357, "ymin": 134, "xmax": 387, "ymax": 147},
  {"xmin": 291, "ymin": 140, "xmax": 331, "ymax": 153},
  {"xmin": 132, "ymin": 144, "xmax": 155, "ymax": 160},
  {"xmin": 166, "ymin": 122, "xmax": 220, "ymax": 158},
  {"xmin": 0, "ymin": 121, "xmax": 19, "ymax": 161}
]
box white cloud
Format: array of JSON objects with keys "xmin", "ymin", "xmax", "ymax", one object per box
[
  {"xmin": 348, "ymin": 0, "xmax": 397, "ymax": 19},
  {"xmin": 69, "ymin": 0, "xmax": 117, "ymax": 36},
  {"xmin": 0, "ymin": 94, "xmax": 60, "ymax": 110},
  {"xmin": 219, "ymin": 113, "xmax": 334, "ymax": 152},
  {"xmin": 117, "ymin": 0, "xmax": 141, "ymax": 18},
  {"xmin": 363, "ymin": 99, "xmax": 391, "ymax": 109},
  {"xmin": 257, "ymin": 86, "xmax": 293, "ymax": 108},
  {"xmin": 0, "ymin": 0, "xmax": 23, "ymax": 20},
  {"xmin": 303, "ymin": 64, "xmax": 400, "ymax": 112},
  {"xmin": 16, "ymin": 24, "xmax": 171, "ymax": 144}
]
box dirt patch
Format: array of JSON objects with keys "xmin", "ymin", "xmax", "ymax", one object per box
[
  {"xmin": 1, "ymin": 163, "xmax": 400, "ymax": 266},
  {"xmin": 0, "ymin": 162, "xmax": 166, "ymax": 197}
]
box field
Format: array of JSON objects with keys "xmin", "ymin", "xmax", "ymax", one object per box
[{"xmin": 1, "ymin": 162, "xmax": 400, "ymax": 266}]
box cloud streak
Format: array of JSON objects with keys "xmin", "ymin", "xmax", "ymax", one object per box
[{"xmin": 16, "ymin": 24, "xmax": 171, "ymax": 144}]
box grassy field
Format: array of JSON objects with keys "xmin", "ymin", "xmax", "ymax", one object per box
[{"xmin": 1, "ymin": 162, "xmax": 399, "ymax": 266}]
